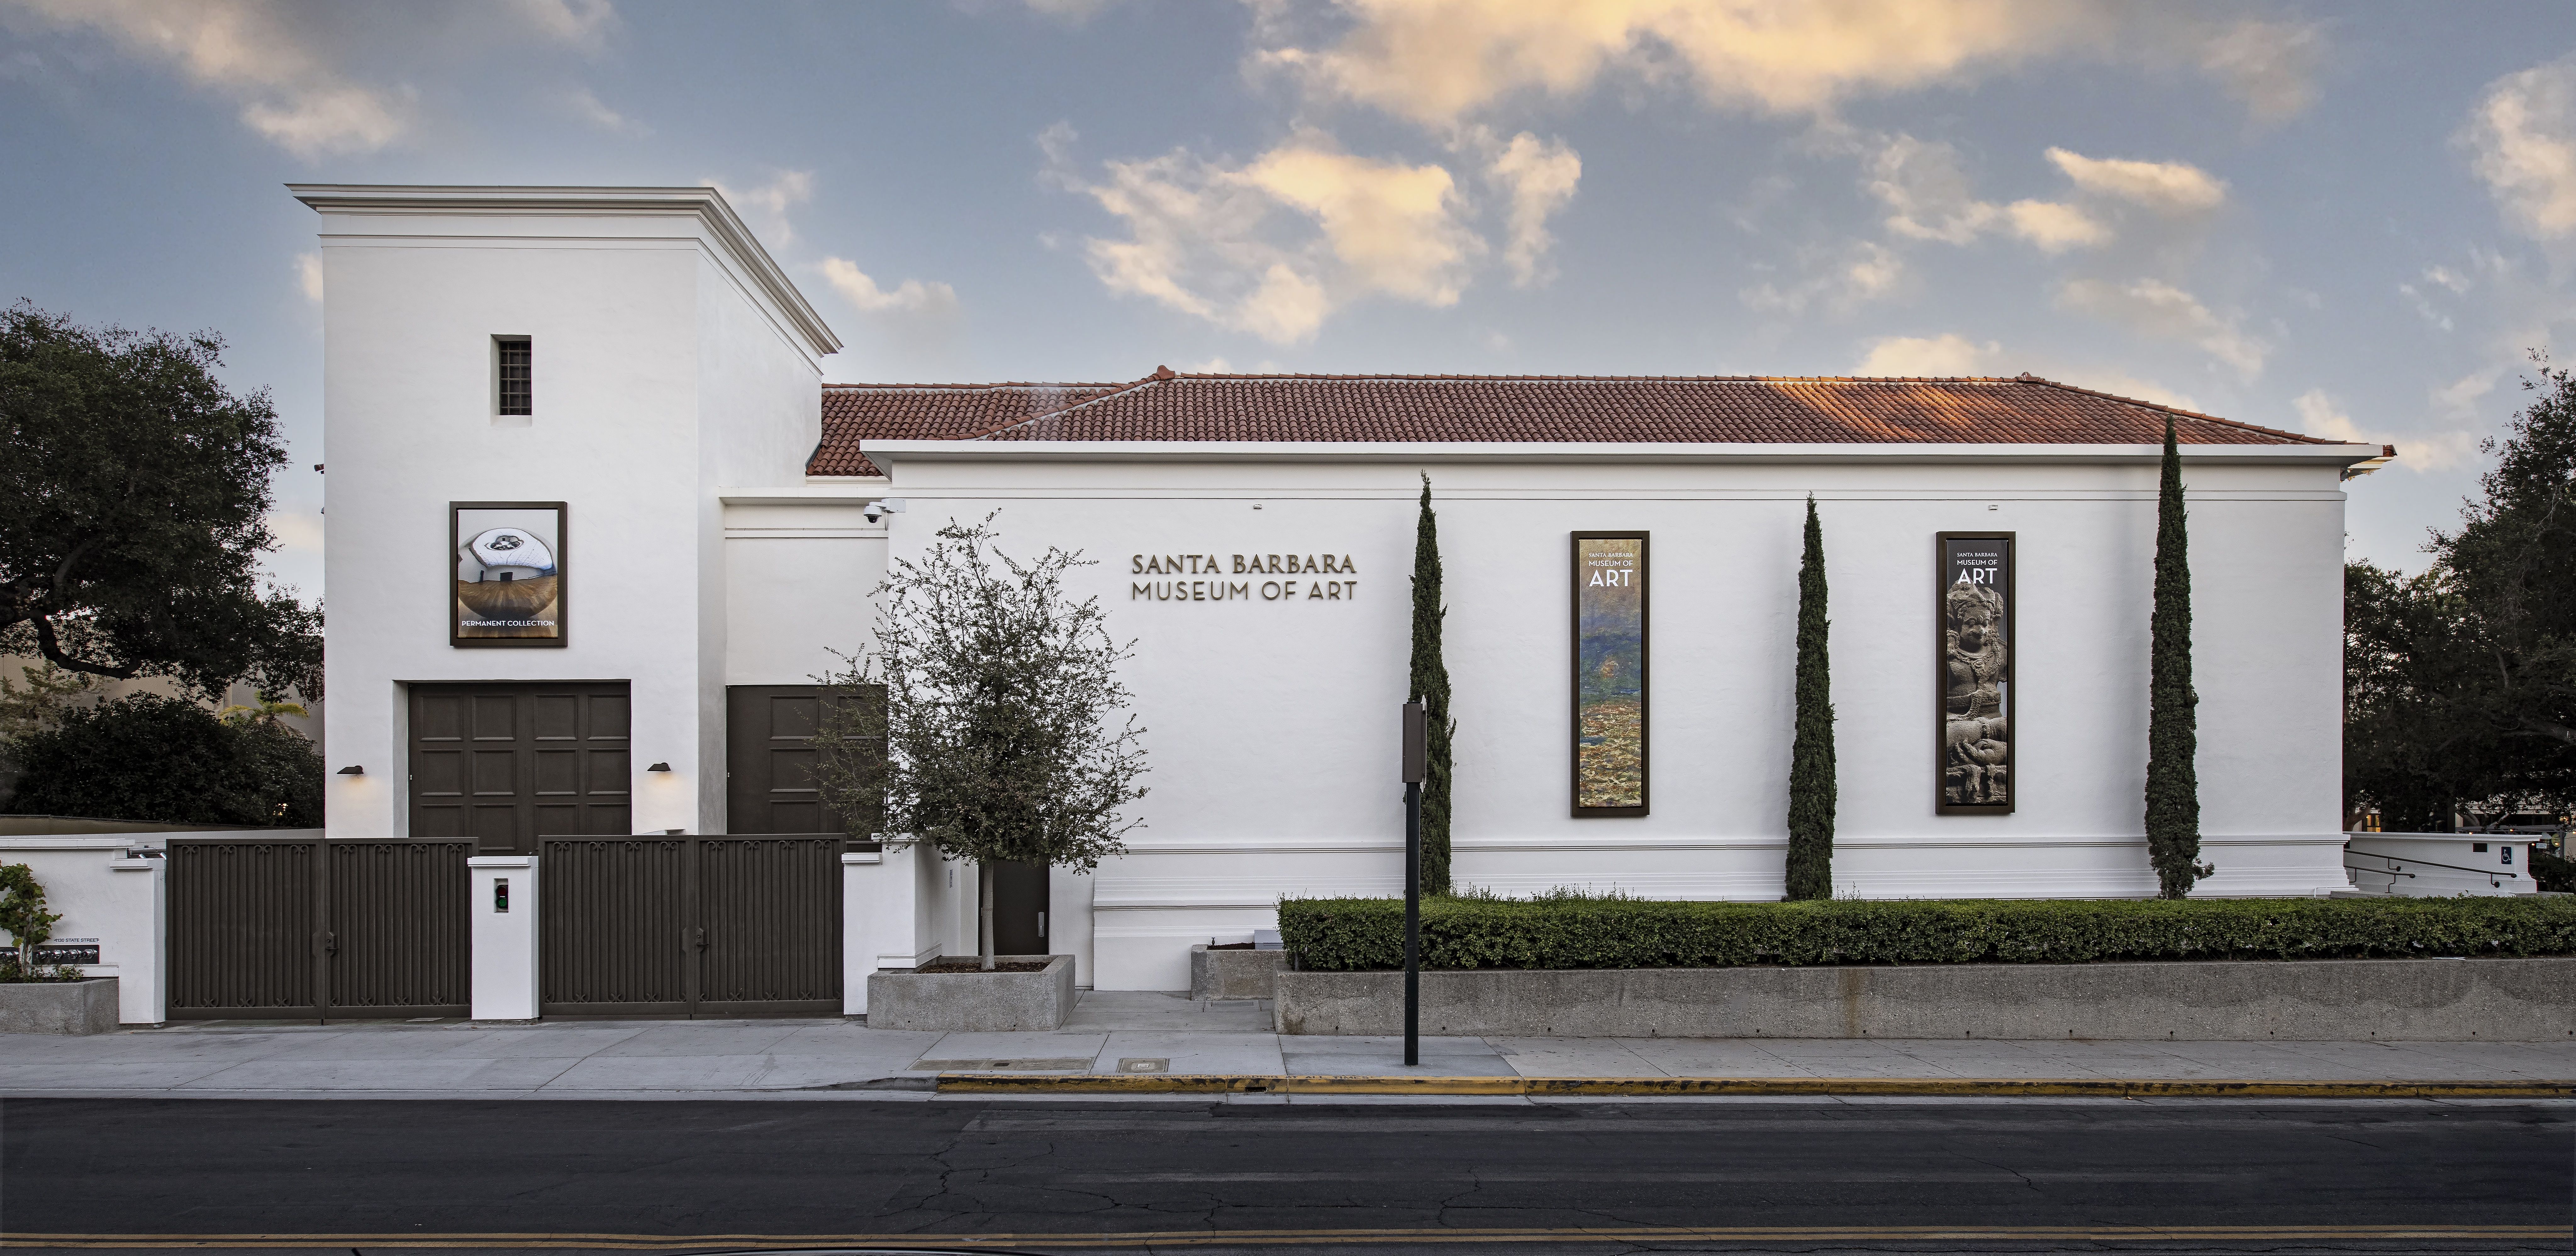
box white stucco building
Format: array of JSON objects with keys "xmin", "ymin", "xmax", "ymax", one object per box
[{"xmin": 302, "ymin": 185, "xmax": 2389, "ymax": 993}]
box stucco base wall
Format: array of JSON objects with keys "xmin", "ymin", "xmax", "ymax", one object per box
[{"xmin": 1274, "ymin": 958, "xmax": 2576, "ymax": 1040}]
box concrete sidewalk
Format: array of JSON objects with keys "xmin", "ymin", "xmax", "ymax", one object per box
[{"xmin": 3, "ymin": 991, "xmax": 2572, "ymax": 1102}]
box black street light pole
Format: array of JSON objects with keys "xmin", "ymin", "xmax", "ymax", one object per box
[{"xmin": 1402, "ymin": 698, "xmax": 1425, "ymax": 1067}]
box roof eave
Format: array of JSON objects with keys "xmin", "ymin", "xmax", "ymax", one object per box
[{"xmin": 858, "ymin": 440, "xmax": 2384, "ymax": 467}]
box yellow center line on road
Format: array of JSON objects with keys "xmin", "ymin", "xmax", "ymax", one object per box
[{"xmin": 8, "ymin": 1226, "xmax": 2567, "ymax": 1249}]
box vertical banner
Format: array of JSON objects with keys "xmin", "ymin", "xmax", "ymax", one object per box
[
  {"xmin": 452, "ymin": 502, "xmax": 567, "ymax": 647},
  {"xmin": 1938, "ymin": 532, "xmax": 2013, "ymax": 814},
  {"xmin": 1572, "ymin": 532, "xmax": 1649, "ymax": 816}
]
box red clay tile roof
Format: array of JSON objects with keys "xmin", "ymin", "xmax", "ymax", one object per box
[
  {"xmin": 808, "ymin": 370, "xmax": 2343, "ymax": 476},
  {"xmin": 812, "ymin": 381, "xmax": 1124, "ymax": 476}
]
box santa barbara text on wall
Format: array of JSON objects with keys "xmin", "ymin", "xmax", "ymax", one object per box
[{"xmin": 1130, "ymin": 552, "xmax": 1358, "ymax": 602}]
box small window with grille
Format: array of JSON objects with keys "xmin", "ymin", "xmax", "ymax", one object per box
[{"xmin": 496, "ymin": 336, "xmax": 532, "ymax": 416}]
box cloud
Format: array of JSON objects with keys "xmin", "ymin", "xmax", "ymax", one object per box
[
  {"xmin": 1740, "ymin": 241, "xmax": 1903, "ymax": 315},
  {"xmin": 2059, "ymin": 277, "xmax": 2266, "ymax": 377},
  {"xmin": 1022, "ymin": 0, "xmax": 1120, "ymax": 19},
  {"xmin": 1240, "ymin": 141, "xmax": 1482, "ymax": 306},
  {"xmin": 2293, "ymin": 387, "xmax": 2477, "ymax": 470},
  {"xmin": 264, "ymin": 510, "xmax": 324, "ymax": 554},
  {"xmin": 566, "ymin": 86, "xmax": 647, "ymax": 135},
  {"xmin": 2196, "ymin": 19, "xmax": 2323, "ymax": 124},
  {"xmin": 2043, "ymin": 147, "xmax": 2226, "ymax": 214},
  {"xmin": 2004, "ymin": 199, "xmax": 2109, "ymax": 252},
  {"xmin": 1479, "ymin": 131, "xmax": 1582, "ymax": 286},
  {"xmin": 1856, "ymin": 332, "xmax": 2001, "ymax": 376},
  {"xmin": 821, "ymin": 258, "xmax": 960, "ymax": 317},
  {"xmin": 704, "ymin": 170, "xmax": 814, "ymax": 246},
  {"xmin": 4, "ymin": 0, "xmax": 413, "ymax": 157},
  {"xmin": 1046, "ymin": 126, "xmax": 1490, "ymax": 343},
  {"xmin": 506, "ymin": 0, "xmax": 616, "ymax": 48},
  {"xmin": 3, "ymin": 0, "xmax": 622, "ymax": 158},
  {"xmin": 2463, "ymin": 53, "xmax": 2576, "ymax": 240},
  {"xmin": 1866, "ymin": 135, "xmax": 1997, "ymax": 244},
  {"xmin": 1859, "ymin": 136, "xmax": 2183, "ymax": 255},
  {"xmin": 295, "ymin": 252, "xmax": 322, "ymax": 304},
  {"xmin": 1260, "ymin": 0, "xmax": 2105, "ymax": 124}
]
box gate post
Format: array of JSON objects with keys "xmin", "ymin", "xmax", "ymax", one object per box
[
  {"xmin": 467, "ymin": 855, "xmax": 539, "ymax": 1020},
  {"xmin": 841, "ymin": 844, "xmax": 878, "ymax": 1016}
]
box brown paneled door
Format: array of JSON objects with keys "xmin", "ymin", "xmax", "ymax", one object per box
[
  {"xmin": 411, "ymin": 682, "xmax": 632, "ymax": 854},
  {"xmin": 725, "ymin": 684, "xmax": 882, "ymax": 835}
]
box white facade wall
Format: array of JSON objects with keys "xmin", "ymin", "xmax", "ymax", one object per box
[
  {"xmin": 300, "ymin": 187, "xmax": 2366, "ymax": 1000},
  {"xmin": 301, "ymin": 188, "xmax": 836, "ymax": 836},
  {"xmin": 864, "ymin": 448, "xmax": 2357, "ymax": 990}
]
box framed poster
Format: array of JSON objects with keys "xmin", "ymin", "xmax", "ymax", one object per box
[
  {"xmin": 451, "ymin": 502, "xmax": 566, "ymax": 648},
  {"xmin": 1572, "ymin": 532, "xmax": 1648, "ymax": 817},
  {"xmin": 1937, "ymin": 532, "xmax": 2013, "ymax": 814}
]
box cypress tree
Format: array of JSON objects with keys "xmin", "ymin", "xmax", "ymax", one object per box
[
  {"xmin": 1408, "ymin": 472, "xmax": 1454, "ymax": 894},
  {"xmin": 1785, "ymin": 494, "xmax": 1836, "ymax": 900},
  {"xmin": 2146, "ymin": 415, "xmax": 2209, "ymax": 897}
]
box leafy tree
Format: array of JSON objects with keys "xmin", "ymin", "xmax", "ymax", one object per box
[
  {"xmin": 1408, "ymin": 473, "xmax": 1455, "ymax": 895},
  {"xmin": 2146, "ymin": 416, "xmax": 2209, "ymax": 897},
  {"xmin": 2346, "ymin": 358, "xmax": 2576, "ymax": 826},
  {"xmin": 5, "ymin": 692, "xmax": 318, "ymax": 827},
  {"xmin": 1784, "ymin": 495, "xmax": 1836, "ymax": 900},
  {"xmin": 813, "ymin": 514, "xmax": 1148, "ymax": 968},
  {"xmin": 0, "ymin": 862, "xmax": 60, "ymax": 975},
  {"xmin": 1, "ymin": 303, "xmax": 321, "ymax": 701}
]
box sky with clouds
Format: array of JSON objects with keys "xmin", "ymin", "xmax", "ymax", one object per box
[{"xmin": 5, "ymin": 0, "xmax": 2576, "ymax": 601}]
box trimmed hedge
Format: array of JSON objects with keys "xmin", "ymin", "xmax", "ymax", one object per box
[{"xmin": 1277, "ymin": 894, "xmax": 2576, "ymax": 970}]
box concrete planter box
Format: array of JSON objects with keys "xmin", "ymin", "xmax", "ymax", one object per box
[
  {"xmin": 1190, "ymin": 945, "xmax": 1294, "ymax": 1000},
  {"xmin": 1275, "ymin": 958, "xmax": 2576, "ymax": 1041},
  {"xmin": 0, "ymin": 978, "xmax": 120, "ymax": 1035},
  {"xmin": 866, "ymin": 955, "xmax": 1075, "ymax": 1031}
]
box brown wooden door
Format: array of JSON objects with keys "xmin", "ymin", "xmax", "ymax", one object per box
[
  {"xmin": 411, "ymin": 682, "xmax": 631, "ymax": 853},
  {"xmin": 988, "ymin": 859, "xmax": 1051, "ymax": 956},
  {"xmin": 725, "ymin": 684, "xmax": 882, "ymax": 835}
]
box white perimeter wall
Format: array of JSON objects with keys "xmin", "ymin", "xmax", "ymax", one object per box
[
  {"xmin": 868, "ymin": 453, "xmax": 2352, "ymax": 990},
  {"xmin": 314, "ymin": 201, "xmax": 825, "ymax": 836}
]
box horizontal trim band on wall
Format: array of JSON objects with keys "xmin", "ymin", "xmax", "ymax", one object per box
[
  {"xmin": 721, "ymin": 529, "xmax": 886, "ymax": 539},
  {"xmin": 1100, "ymin": 833, "xmax": 2348, "ymax": 856},
  {"xmin": 861, "ymin": 440, "xmax": 2381, "ymax": 468},
  {"xmin": 767, "ymin": 486, "xmax": 2349, "ymax": 505}
]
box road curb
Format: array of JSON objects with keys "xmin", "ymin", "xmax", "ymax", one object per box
[{"xmin": 935, "ymin": 1073, "xmax": 2576, "ymax": 1098}]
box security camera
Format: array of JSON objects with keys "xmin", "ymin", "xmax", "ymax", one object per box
[{"xmin": 863, "ymin": 498, "xmax": 906, "ymax": 524}]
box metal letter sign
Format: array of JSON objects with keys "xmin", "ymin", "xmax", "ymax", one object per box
[{"xmin": 1938, "ymin": 533, "xmax": 2014, "ymax": 815}]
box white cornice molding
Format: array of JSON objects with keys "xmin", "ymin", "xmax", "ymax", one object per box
[
  {"xmin": 859, "ymin": 439, "xmax": 2386, "ymax": 468},
  {"xmin": 287, "ymin": 184, "xmax": 841, "ymax": 359},
  {"xmin": 718, "ymin": 485, "xmax": 889, "ymax": 506}
]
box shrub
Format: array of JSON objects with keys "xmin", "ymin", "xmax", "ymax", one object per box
[
  {"xmin": 2532, "ymin": 848, "xmax": 2576, "ymax": 894},
  {"xmin": 0, "ymin": 862, "xmax": 59, "ymax": 972},
  {"xmin": 1277, "ymin": 893, "xmax": 2576, "ymax": 970},
  {"xmin": 4, "ymin": 693, "xmax": 317, "ymax": 826}
]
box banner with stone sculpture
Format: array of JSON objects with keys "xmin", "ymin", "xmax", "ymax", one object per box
[{"xmin": 1939, "ymin": 533, "xmax": 2012, "ymax": 814}]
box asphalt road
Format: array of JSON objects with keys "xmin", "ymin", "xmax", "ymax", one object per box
[{"xmin": 4, "ymin": 1098, "xmax": 2571, "ymax": 1253}]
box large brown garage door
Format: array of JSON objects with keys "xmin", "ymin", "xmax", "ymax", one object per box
[{"xmin": 410, "ymin": 682, "xmax": 632, "ymax": 854}]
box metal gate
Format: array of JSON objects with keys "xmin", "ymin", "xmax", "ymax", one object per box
[
  {"xmin": 167, "ymin": 837, "xmax": 473, "ymax": 1021},
  {"xmin": 539, "ymin": 835, "xmax": 844, "ymax": 1018}
]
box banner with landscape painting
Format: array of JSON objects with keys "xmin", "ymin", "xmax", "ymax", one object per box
[{"xmin": 1573, "ymin": 533, "xmax": 1648, "ymax": 815}]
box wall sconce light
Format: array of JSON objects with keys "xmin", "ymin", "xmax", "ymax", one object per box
[
  {"xmin": 647, "ymin": 762, "xmax": 672, "ymax": 772},
  {"xmin": 336, "ymin": 765, "xmax": 364, "ymax": 776}
]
